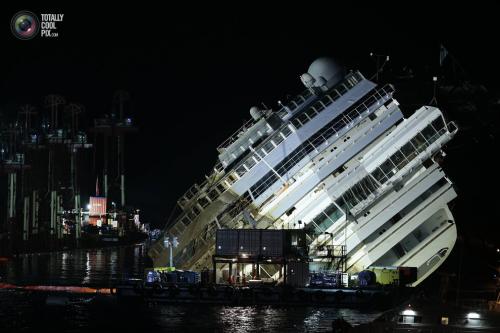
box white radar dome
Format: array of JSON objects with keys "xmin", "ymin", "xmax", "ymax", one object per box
[
  {"xmin": 306, "ymin": 57, "xmax": 345, "ymax": 88},
  {"xmin": 250, "ymin": 106, "xmax": 264, "ymax": 120}
]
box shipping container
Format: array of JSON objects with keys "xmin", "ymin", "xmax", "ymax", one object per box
[
  {"xmin": 261, "ymin": 229, "xmax": 284, "ymax": 257},
  {"xmin": 216, "ymin": 229, "xmax": 239, "ymax": 256},
  {"xmin": 215, "ymin": 229, "xmax": 308, "ymax": 259},
  {"xmin": 238, "ymin": 229, "xmax": 261, "ymax": 256},
  {"xmin": 286, "ymin": 261, "xmax": 310, "ymax": 287}
]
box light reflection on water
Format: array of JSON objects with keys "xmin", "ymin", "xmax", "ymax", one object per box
[
  {"xmin": 0, "ymin": 289, "xmax": 381, "ymax": 333},
  {"xmin": 152, "ymin": 304, "xmax": 380, "ymax": 332},
  {"xmin": 0, "ymin": 245, "xmax": 381, "ymax": 332},
  {"xmin": 0, "ymin": 244, "xmax": 150, "ymax": 286}
]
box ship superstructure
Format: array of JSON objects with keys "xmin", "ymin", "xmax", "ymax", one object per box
[{"xmin": 148, "ymin": 58, "xmax": 458, "ymax": 286}]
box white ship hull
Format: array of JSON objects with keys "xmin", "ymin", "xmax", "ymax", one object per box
[{"xmin": 149, "ymin": 58, "xmax": 458, "ymax": 286}]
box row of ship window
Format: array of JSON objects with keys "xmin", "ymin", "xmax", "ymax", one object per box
[
  {"xmin": 285, "ymin": 88, "xmax": 312, "ymax": 112},
  {"xmin": 233, "ymin": 72, "xmax": 364, "ymax": 181},
  {"xmin": 174, "ymin": 73, "xmax": 369, "ymax": 230},
  {"xmin": 173, "ymin": 115, "xmax": 447, "ymax": 256},
  {"xmin": 176, "ymin": 74, "xmax": 365, "ymax": 228},
  {"xmin": 276, "ymin": 72, "xmax": 362, "ymax": 120},
  {"xmin": 249, "ymin": 84, "xmax": 394, "ymax": 199},
  {"xmin": 370, "ymin": 116, "xmax": 446, "ymax": 185},
  {"xmin": 170, "ymin": 192, "xmax": 252, "ymax": 260},
  {"xmin": 276, "ymin": 71, "xmax": 360, "ymax": 119},
  {"xmin": 173, "ymin": 72, "xmax": 366, "ymax": 228},
  {"xmin": 336, "ymin": 116, "xmax": 446, "ymax": 214},
  {"xmin": 289, "ymin": 72, "xmax": 363, "ymax": 130},
  {"xmin": 332, "ymin": 176, "xmax": 451, "ymax": 257},
  {"xmin": 174, "ymin": 192, "xmax": 253, "ymax": 244},
  {"xmin": 304, "ymin": 116, "xmax": 448, "ymax": 235}
]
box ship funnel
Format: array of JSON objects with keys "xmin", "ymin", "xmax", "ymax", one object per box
[
  {"xmin": 305, "ymin": 57, "xmax": 345, "ymax": 90},
  {"xmin": 249, "ymin": 106, "xmax": 264, "ymax": 120}
]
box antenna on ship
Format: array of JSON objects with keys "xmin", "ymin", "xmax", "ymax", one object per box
[
  {"xmin": 429, "ymin": 76, "xmax": 439, "ymax": 106},
  {"xmin": 369, "ymin": 52, "xmax": 390, "ymax": 82}
]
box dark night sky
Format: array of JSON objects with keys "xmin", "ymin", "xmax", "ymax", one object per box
[{"xmin": 2, "ymin": 5, "xmax": 500, "ymax": 240}]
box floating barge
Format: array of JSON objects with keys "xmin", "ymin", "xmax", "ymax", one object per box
[
  {"xmin": 115, "ymin": 282, "xmax": 410, "ymax": 308},
  {"xmin": 116, "ymin": 228, "xmax": 414, "ymax": 308}
]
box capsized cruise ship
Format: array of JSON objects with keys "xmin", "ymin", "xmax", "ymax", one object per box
[{"xmin": 148, "ymin": 57, "xmax": 458, "ymax": 286}]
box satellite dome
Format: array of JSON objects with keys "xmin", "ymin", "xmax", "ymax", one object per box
[
  {"xmin": 306, "ymin": 57, "xmax": 345, "ymax": 88},
  {"xmin": 249, "ymin": 106, "xmax": 264, "ymax": 120}
]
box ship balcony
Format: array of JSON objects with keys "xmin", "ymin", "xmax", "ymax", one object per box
[
  {"xmin": 348, "ymin": 119, "xmax": 455, "ymax": 217},
  {"xmin": 217, "ymin": 72, "xmax": 369, "ymax": 188},
  {"xmin": 347, "ymin": 178, "xmax": 457, "ymax": 274},
  {"xmin": 216, "ymin": 82, "xmax": 318, "ymax": 152},
  {"xmin": 246, "ymin": 84, "xmax": 396, "ymax": 204},
  {"xmin": 177, "ymin": 163, "xmax": 226, "ymax": 210}
]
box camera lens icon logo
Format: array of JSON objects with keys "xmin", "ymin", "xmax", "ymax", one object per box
[{"xmin": 11, "ymin": 11, "xmax": 39, "ymax": 40}]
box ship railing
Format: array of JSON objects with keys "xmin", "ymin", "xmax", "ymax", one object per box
[
  {"xmin": 274, "ymin": 88, "xmax": 314, "ymax": 118},
  {"xmin": 216, "ymin": 78, "xmax": 324, "ymax": 152},
  {"xmin": 248, "ymin": 84, "xmax": 394, "ymax": 199},
  {"xmin": 217, "ymin": 72, "xmax": 369, "ymax": 191},
  {"xmin": 350, "ymin": 125, "xmax": 451, "ymax": 216},
  {"xmin": 310, "ymin": 243, "xmax": 346, "ymax": 258},
  {"xmin": 325, "ymin": 245, "xmax": 346, "ymax": 258},
  {"xmin": 178, "ymin": 183, "xmax": 204, "ymax": 209},
  {"xmin": 217, "ymin": 72, "xmax": 364, "ymax": 152},
  {"xmin": 177, "ymin": 162, "xmax": 226, "ymax": 210},
  {"xmin": 172, "ymin": 198, "xmax": 261, "ymax": 268},
  {"xmin": 217, "ymin": 117, "xmax": 258, "ymax": 151},
  {"xmin": 335, "ymin": 84, "xmax": 394, "ymax": 131}
]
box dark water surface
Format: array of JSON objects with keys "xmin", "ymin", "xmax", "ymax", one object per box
[
  {"xmin": 0, "ymin": 245, "xmax": 381, "ymax": 332},
  {"xmin": 0, "ymin": 244, "xmax": 149, "ymax": 286}
]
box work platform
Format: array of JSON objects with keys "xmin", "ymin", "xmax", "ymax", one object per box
[{"xmin": 212, "ymin": 229, "xmax": 309, "ymax": 287}]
